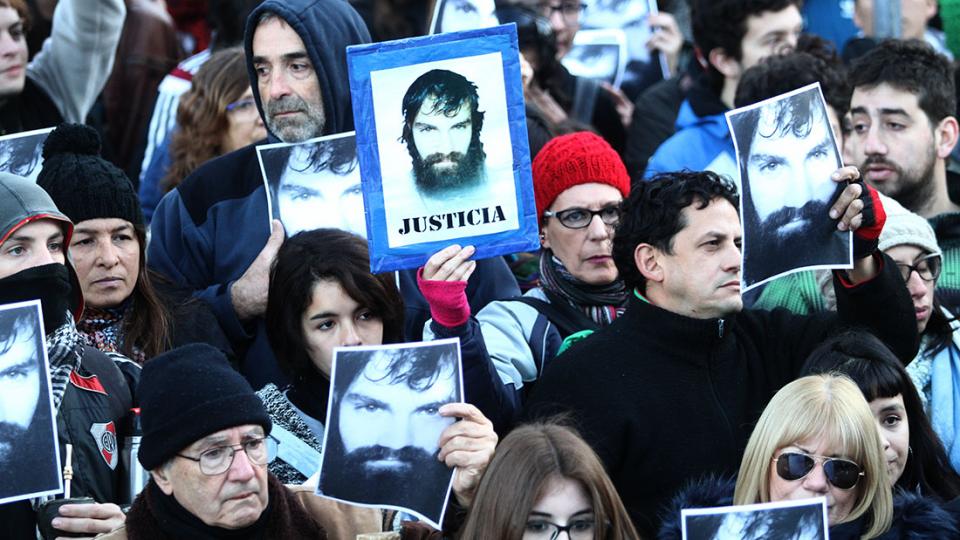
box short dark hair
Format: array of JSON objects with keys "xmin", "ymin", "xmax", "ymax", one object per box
[
  {"xmin": 735, "ymin": 35, "xmax": 850, "ymax": 117},
  {"xmin": 801, "ymin": 331, "xmax": 960, "ymax": 501},
  {"xmin": 848, "ymin": 39, "xmax": 956, "ymax": 126},
  {"xmin": 266, "ymin": 229, "xmax": 404, "ymax": 382},
  {"xmin": 612, "ymin": 171, "xmax": 739, "ymax": 292},
  {"xmin": 690, "ymin": 0, "xmax": 802, "ymax": 81},
  {"xmin": 262, "ymin": 136, "xmax": 359, "ymax": 205},
  {"xmin": 400, "ymin": 69, "xmax": 486, "ymax": 161}
]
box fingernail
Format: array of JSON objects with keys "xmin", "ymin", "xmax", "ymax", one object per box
[
  {"xmin": 830, "ymin": 210, "xmax": 838, "ymax": 219},
  {"xmin": 838, "ymin": 222, "xmax": 847, "ymax": 231},
  {"xmin": 52, "ymin": 518, "xmax": 62, "ymax": 527}
]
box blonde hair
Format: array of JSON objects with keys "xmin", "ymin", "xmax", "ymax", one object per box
[{"xmin": 733, "ymin": 374, "xmax": 892, "ymax": 539}]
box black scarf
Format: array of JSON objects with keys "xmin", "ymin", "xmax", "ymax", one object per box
[
  {"xmin": 538, "ymin": 249, "xmax": 628, "ymax": 326},
  {"xmin": 0, "ymin": 263, "xmax": 73, "ymax": 333},
  {"xmin": 145, "ymin": 480, "xmax": 271, "ymax": 539},
  {"xmin": 286, "ymin": 370, "xmax": 331, "ymax": 425}
]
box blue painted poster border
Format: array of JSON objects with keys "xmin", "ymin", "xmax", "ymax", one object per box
[{"xmin": 347, "ymin": 24, "xmax": 539, "ymax": 273}]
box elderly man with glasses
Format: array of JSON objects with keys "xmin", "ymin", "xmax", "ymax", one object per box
[{"xmin": 97, "ymin": 343, "xmax": 383, "ymax": 539}]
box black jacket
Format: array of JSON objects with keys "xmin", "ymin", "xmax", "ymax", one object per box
[
  {"xmin": 523, "ymin": 255, "xmax": 918, "ymax": 538},
  {"xmin": 0, "ymin": 346, "xmax": 138, "ymax": 538},
  {"xmin": 658, "ymin": 475, "xmax": 960, "ymax": 540}
]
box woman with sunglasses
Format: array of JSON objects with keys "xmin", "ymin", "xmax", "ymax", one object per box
[
  {"xmin": 735, "ymin": 375, "xmax": 894, "ymax": 537},
  {"xmin": 802, "ymin": 331, "xmax": 960, "ymax": 502},
  {"xmin": 659, "ymin": 375, "xmax": 895, "ymax": 539},
  {"xmin": 418, "ymin": 132, "xmax": 630, "ymax": 431},
  {"xmin": 458, "ymin": 420, "xmax": 639, "ymax": 540}
]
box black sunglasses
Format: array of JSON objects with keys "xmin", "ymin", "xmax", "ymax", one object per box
[{"xmin": 773, "ymin": 452, "xmax": 864, "ymax": 490}]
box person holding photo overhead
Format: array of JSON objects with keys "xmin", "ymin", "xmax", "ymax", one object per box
[
  {"xmin": 419, "ymin": 132, "xmax": 631, "ymax": 432},
  {"xmin": 258, "ymin": 229, "xmax": 497, "ymax": 525}
]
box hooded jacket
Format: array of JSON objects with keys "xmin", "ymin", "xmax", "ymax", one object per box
[
  {"xmin": 643, "ymin": 79, "xmax": 736, "ymax": 181},
  {"xmin": 147, "ymin": 0, "xmax": 521, "ymax": 388},
  {"xmin": 0, "ymin": 173, "xmax": 139, "ymax": 537},
  {"xmin": 657, "ymin": 475, "xmax": 960, "ymax": 540}
]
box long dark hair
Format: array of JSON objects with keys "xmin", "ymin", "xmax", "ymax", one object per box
[
  {"xmin": 801, "ymin": 330, "xmax": 960, "ymax": 501},
  {"xmin": 922, "ymin": 296, "xmax": 955, "ymax": 357},
  {"xmin": 123, "ymin": 224, "xmax": 172, "ymax": 360},
  {"xmin": 265, "ymin": 229, "xmax": 404, "ymax": 382}
]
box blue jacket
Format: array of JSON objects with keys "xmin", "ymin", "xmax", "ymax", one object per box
[
  {"xmin": 644, "ymin": 99, "xmax": 736, "ymax": 181},
  {"xmin": 148, "ymin": 0, "xmax": 518, "ymax": 388}
]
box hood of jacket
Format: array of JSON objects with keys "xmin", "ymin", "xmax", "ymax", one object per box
[
  {"xmin": 243, "ymin": 0, "xmax": 372, "ymax": 143},
  {"xmin": 0, "ymin": 172, "xmax": 83, "ymax": 320}
]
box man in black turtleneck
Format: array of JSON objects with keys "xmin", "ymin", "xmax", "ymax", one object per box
[
  {"xmin": 97, "ymin": 343, "xmax": 381, "ymax": 539},
  {"xmin": 0, "ymin": 172, "xmax": 137, "ymax": 538}
]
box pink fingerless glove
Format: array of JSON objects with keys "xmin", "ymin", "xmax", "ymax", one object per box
[{"xmin": 417, "ymin": 267, "xmax": 471, "ymax": 328}]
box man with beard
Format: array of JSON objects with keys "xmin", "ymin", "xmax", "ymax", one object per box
[
  {"xmin": 0, "ymin": 305, "xmax": 59, "ymax": 502},
  {"xmin": 149, "ymin": 0, "xmax": 520, "ymax": 389},
  {"xmin": 844, "ymin": 39, "xmax": 960, "ymax": 312},
  {"xmin": 401, "ymin": 69, "xmax": 488, "ymax": 201},
  {"xmin": 729, "ymin": 88, "xmax": 849, "ymax": 287},
  {"xmin": 320, "ymin": 346, "xmax": 459, "ymax": 523}
]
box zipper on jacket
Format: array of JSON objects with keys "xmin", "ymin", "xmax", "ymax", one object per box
[{"xmin": 717, "ymin": 319, "xmax": 725, "ymax": 338}]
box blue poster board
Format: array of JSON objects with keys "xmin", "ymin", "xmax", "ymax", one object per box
[{"xmin": 348, "ymin": 24, "xmax": 538, "ymax": 273}]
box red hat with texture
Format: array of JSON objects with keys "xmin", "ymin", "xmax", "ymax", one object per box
[{"xmin": 532, "ymin": 132, "xmax": 630, "ymax": 220}]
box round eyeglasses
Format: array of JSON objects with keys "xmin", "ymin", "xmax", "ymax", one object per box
[{"xmin": 176, "ymin": 436, "xmax": 279, "ymax": 476}]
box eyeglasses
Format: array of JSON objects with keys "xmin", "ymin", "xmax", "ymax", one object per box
[
  {"xmin": 535, "ymin": 1, "xmax": 585, "ymax": 23},
  {"xmin": 773, "ymin": 452, "xmax": 864, "ymax": 490},
  {"xmin": 225, "ymin": 97, "xmax": 259, "ymax": 120},
  {"xmin": 543, "ymin": 204, "xmax": 621, "ymax": 229},
  {"xmin": 524, "ymin": 518, "xmax": 597, "ymax": 540},
  {"xmin": 895, "ymin": 252, "xmax": 942, "ymax": 283},
  {"xmin": 177, "ymin": 436, "xmax": 278, "ymax": 476}
]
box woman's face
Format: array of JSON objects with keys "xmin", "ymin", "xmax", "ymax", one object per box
[
  {"xmin": 523, "ymin": 476, "xmax": 595, "ymax": 540},
  {"xmin": 300, "ymin": 279, "xmax": 384, "ymax": 378},
  {"xmin": 69, "ymin": 218, "xmax": 140, "ymax": 309},
  {"xmin": 884, "ymin": 245, "xmax": 937, "ymax": 334},
  {"xmin": 768, "ymin": 433, "xmax": 860, "ymax": 525},
  {"xmin": 870, "ymin": 394, "xmax": 910, "ymax": 486},
  {"xmin": 541, "ymin": 183, "xmax": 622, "ymax": 286},
  {"xmin": 222, "ymin": 88, "xmax": 267, "ymax": 153}
]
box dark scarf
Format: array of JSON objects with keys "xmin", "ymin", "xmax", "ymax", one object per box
[
  {"xmin": 286, "ymin": 370, "xmax": 331, "ymax": 425},
  {"xmin": 77, "ymin": 302, "xmax": 146, "ymax": 363},
  {"xmin": 538, "ymin": 249, "xmax": 628, "ymax": 326},
  {"xmin": 124, "ymin": 476, "xmax": 327, "ymax": 539},
  {"xmin": 0, "ymin": 262, "xmax": 73, "ymax": 334}
]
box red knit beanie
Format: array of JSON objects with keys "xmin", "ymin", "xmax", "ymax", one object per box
[{"xmin": 532, "ymin": 131, "xmax": 630, "ymax": 219}]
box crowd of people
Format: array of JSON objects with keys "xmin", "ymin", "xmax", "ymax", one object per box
[{"xmin": 4, "ymin": 0, "xmax": 960, "ymax": 538}]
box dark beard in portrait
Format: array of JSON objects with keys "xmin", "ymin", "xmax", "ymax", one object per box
[
  {"xmin": 0, "ymin": 409, "xmax": 59, "ymax": 498},
  {"xmin": 411, "ymin": 142, "xmax": 486, "ymax": 196},
  {"xmin": 321, "ymin": 444, "xmax": 452, "ymax": 521},
  {"xmin": 744, "ymin": 198, "xmax": 848, "ymax": 286}
]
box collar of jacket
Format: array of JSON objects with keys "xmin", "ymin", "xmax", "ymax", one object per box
[{"xmin": 625, "ymin": 292, "xmax": 735, "ymax": 350}]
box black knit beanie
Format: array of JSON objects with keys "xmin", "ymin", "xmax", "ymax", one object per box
[
  {"xmin": 138, "ymin": 343, "xmax": 272, "ymax": 470},
  {"xmin": 36, "ymin": 123, "xmax": 145, "ymax": 227}
]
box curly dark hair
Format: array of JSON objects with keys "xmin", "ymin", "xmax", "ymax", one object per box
[
  {"xmin": 266, "ymin": 229, "xmax": 404, "ymax": 382},
  {"xmin": 613, "ymin": 171, "xmax": 739, "ymax": 292},
  {"xmin": 735, "ymin": 35, "xmax": 850, "ymax": 117},
  {"xmin": 400, "ymin": 69, "xmax": 486, "ymax": 163},
  {"xmin": 848, "ymin": 39, "xmax": 956, "ymax": 125}
]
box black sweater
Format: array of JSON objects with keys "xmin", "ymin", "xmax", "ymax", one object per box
[{"xmin": 523, "ymin": 254, "xmax": 918, "ymax": 538}]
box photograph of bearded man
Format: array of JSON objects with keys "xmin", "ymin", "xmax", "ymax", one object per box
[
  {"xmin": 0, "ymin": 300, "xmax": 61, "ymax": 504},
  {"xmin": 317, "ymin": 341, "xmax": 461, "ymax": 528},
  {"xmin": 727, "ymin": 83, "xmax": 851, "ymax": 289}
]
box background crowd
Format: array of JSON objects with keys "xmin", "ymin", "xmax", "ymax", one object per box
[{"xmin": 6, "ymin": 0, "xmax": 960, "ymax": 538}]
